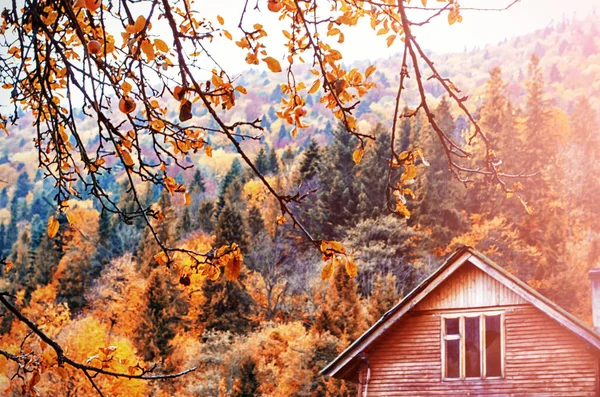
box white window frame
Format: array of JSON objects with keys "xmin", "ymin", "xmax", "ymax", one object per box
[{"xmin": 441, "ymin": 311, "xmax": 505, "ymax": 381}]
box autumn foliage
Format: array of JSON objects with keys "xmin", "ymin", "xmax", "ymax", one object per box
[{"xmin": 0, "ymin": 0, "xmax": 598, "ymax": 394}]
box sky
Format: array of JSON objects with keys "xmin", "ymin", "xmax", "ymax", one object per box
[
  {"xmin": 0, "ymin": 0, "xmax": 597, "ymax": 112},
  {"xmin": 196, "ymin": 0, "xmax": 597, "ymax": 72}
]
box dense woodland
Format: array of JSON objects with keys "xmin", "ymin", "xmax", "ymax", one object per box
[{"xmin": 0, "ymin": 10, "xmax": 599, "ymax": 397}]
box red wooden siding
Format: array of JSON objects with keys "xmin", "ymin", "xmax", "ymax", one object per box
[
  {"xmin": 415, "ymin": 263, "xmax": 527, "ymax": 311},
  {"xmin": 361, "ymin": 306, "xmax": 598, "ymax": 396}
]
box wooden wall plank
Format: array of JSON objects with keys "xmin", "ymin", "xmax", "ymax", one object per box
[
  {"xmin": 362, "ymin": 306, "xmax": 598, "ymax": 396},
  {"xmin": 414, "ymin": 263, "xmax": 527, "ymax": 311}
]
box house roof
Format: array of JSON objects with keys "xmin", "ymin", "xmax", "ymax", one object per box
[{"xmin": 321, "ymin": 246, "xmax": 600, "ymax": 380}]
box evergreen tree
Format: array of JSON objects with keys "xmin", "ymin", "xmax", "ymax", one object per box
[
  {"xmin": 354, "ymin": 124, "xmax": 391, "ymax": 220},
  {"xmin": 316, "ymin": 124, "xmax": 360, "ymax": 238},
  {"xmin": 267, "ymin": 146, "xmax": 280, "ymax": 175},
  {"xmin": 190, "ymin": 169, "xmax": 206, "ymax": 196},
  {"xmin": 523, "ymin": 54, "xmax": 553, "ymax": 170},
  {"xmin": 91, "ymin": 210, "xmax": 117, "ymax": 278},
  {"xmin": 0, "ymin": 223, "xmax": 5, "ymax": 254},
  {"xmin": 197, "ymin": 200, "xmax": 216, "ymax": 232},
  {"xmin": 136, "ymin": 269, "xmax": 189, "ymax": 362},
  {"xmin": 217, "ymin": 159, "xmax": 243, "ymax": 212},
  {"xmin": 281, "ymin": 146, "xmax": 295, "ymax": 168},
  {"xmin": 410, "ymin": 99, "xmax": 468, "ymax": 243},
  {"xmin": 214, "ymin": 203, "xmax": 249, "ymax": 251},
  {"xmin": 200, "ymin": 203, "xmax": 255, "ymax": 334},
  {"xmin": 33, "ymin": 223, "xmax": 66, "ymax": 287},
  {"xmin": 14, "ymin": 172, "xmax": 32, "ymax": 199},
  {"xmin": 0, "ymin": 187, "xmax": 8, "ymax": 208},
  {"xmin": 247, "ymin": 205, "xmax": 265, "ymax": 238},
  {"xmin": 8, "ymin": 229, "xmax": 35, "ymax": 298},
  {"xmin": 298, "ymin": 139, "xmax": 322, "ymax": 181},
  {"xmin": 254, "ymin": 147, "xmax": 270, "ymax": 176},
  {"xmin": 367, "ymin": 273, "xmax": 399, "ymax": 323},
  {"xmin": 313, "ymin": 262, "xmax": 366, "ymax": 340},
  {"xmin": 137, "ymin": 189, "xmax": 178, "ymax": 275}
]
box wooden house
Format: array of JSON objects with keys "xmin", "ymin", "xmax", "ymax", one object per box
[{"xmin": 321, "ymin": 246, "xmax": 600, "ymax": 396}]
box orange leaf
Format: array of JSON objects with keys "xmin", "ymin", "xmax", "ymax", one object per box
[
  {"xmin": 217, "ymin": 15, "xmax": 225, "ymax": 25},
  {"xmin": 224, "ymin": 254, "xmax": 242, "ymax": 281},
  {"xmin": 277, "ymin": 215, "xmax": 286, "ymax": 225},
  {"xmin": 263, "ymin": 57, "xmax": 282, "ymax": 73},
  {"xmin": 154, "ymin": 38, "xmax": 169, "ymax": 52},
  {"xmin": 122, "ymin": 151, "xmax": 134, "ymax": 168},
  {"xmin": 352, "ymin": 148, "xmax": 365, "ymax": 164},
  {"xmin": 308, "ymin": 78, "xmax": 321, "ymax": 94},
  {"xmin": 47, "ymin": 216, "xmax": 59, "ymax": 239},
  {"xmin": 386, "ymin": 34, "xmax": 396, "ymax": 47},
  {"xmin": 365, "ymin": 65, "xmax": 376, "ymax": 79},
  {"xmin": 184, "ymin": 192, "xmax": 191, "ymax": 206},
  {"xmin": 205, "ymin": 145, "xmax": 213, "ymax": 157},
  {"xmin": 154, "ymin": 251, "xmax": 168, "ymax": 266},
  {"xmin": 321, "ymin": 261, "xmax": 334, "ymax": 280},
  {"xmin": 4, "ymin": 261, "xmax": 13, "ymax": 274},
  {"xmin": 345, "ymin": 260, "xmax": 358, "ymax": 278}
]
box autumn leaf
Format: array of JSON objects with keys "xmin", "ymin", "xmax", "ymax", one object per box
[
  {"xmin": 308, "ymin": 79, "xmax": 321, "ymax": 94},
  {"xmin": 321, "ymin": 261, "xmax": 334, "ymax": 280},
  {"xmin": 352, "ymin": 148, "xmax": 365, "ymax": 164},
  {"xmin": 4, "ymin": 261, "xmax": 13, "ymax": 274},
  {"xmin": 154, "ymin": 251, "xmax": 168, "ymax": 266},
  {"xmin": 320, "ymin": 240, "xmax": 346, "ymax": 255},
  {"xmin": 184, "ymin": 192, "xmax": 191, "ymax": 206},
  {"xmin": 386, "ymin": 34, "xmax": 396, "ymax": 47},
  {"xmin": 154, "ymin": 39, "xmax": 169, "ymax": 53},
  {"xmin": 47, "ymin": 216, "xmax": 59, "ymax": 239},
  {"xmin": 205, "ymin": 145, "xmax": 213, "ymax": 157},
  {"xmin": 224, "ymin": 253, "xmax": 242, "ymax": 281},
  {"xmin": 263, "ymin": 57, "xmax": 282, "ymax": 73},
  {"xmin": 345, "ymin": 260, "xmax": 358, "ymax": 278},
  {"xmin": 217, "ymin": 15, "xmax": 224, "ymax": 25},
  {"xmin": 277, "ymin": 215, "xmax": 286, "ymax": 224},
  {"xmin": 365, "ymin": 65, "xmax": 376, "ymax": 79}
]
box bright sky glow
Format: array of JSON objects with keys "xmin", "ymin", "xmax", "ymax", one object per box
[{"xmin": 196, "ymin": 0, "xmax": 597, "ymax": 72}]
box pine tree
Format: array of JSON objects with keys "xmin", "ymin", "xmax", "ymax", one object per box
[
  {"xmin": 298, "ymin": 139, "xmax": 322, "ymax": 181},
  {"xmin": 14, "ymin": 172, "xmax": 32, "ymax": 200},
  {"xmin": 198, "ymin": 200, "xmax": 216, "ymax": 232},
  {"xmin": 313, "ymin": 262, "xmax": 366, "ymax": 340},
  {"xmin": 217, "ymin": 159, "xmax": 243, "ymax": 212},
  {"xmin": 354, "ymin": 124, "xmax": 391, "ymax": 220},
  {"xmin": 137, "ymin": 189, "xmax": 178, "ymax": 275},
  {"xmin": 523, "ymin": 54, "xmax": 553, "ymax": 170},
  {"xmin": 200, "ymin": 203, "xmax": 255, "ymax": 334},
  {"xmin": 214, "ymin": 203, "xmax": 249, "ymax": 251},
  {"xmin": 0, "ymin": 188, "xmax": 8, "ymax": 208},
  {"xmin": 281, "ymin": 146, "xmax": 295, "ymax": 168},
  {"xmin": 267, "ymin": 146, "xmax": 279, "ymax": 175},
  {"xmin": 367, "ymin": 273, "xmax": 399, "ymax": 323},
  {"xmin": 8, "ymin": 229, "xmax": 35, "ymax": 298},
  {"xmin": 254, "ymin": 147, "xmax": 270, "ymax": 176},
  {"xmin": 91, "ymin": 210, "xmax": 116, "ymax": 278},
  {"xmin": 136, "ymin": 269, "xmax": 189, "ymax": 362},
  {"xmin": 247, "ymin": 205, "xmax": 265, "ymax": 238},
  {"xmin": 190, "ymin": 169, "xmax": 206, "ymax": 196}
]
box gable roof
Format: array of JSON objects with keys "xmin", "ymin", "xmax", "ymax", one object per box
[{"xmin": 321, "ymin": 246, "xmax": 600, "ymax": 380}]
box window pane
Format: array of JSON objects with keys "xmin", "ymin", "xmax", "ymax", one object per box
[
  {"xmin": 445, "ymin": 318, "xmax": 459, "ymax": 335},
  {"xmin": 445, "ymin": 339, "xmax": 460, "ymax": 378},
  {"xmin": 465, "ymin": 316, "xmax": 481, "ymax": 377},
  {"xmin": 485, "ymin": 315, "xmax": 502, "ymax": 377}
]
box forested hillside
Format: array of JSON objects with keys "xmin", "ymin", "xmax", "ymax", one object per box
[{"xmin": 0, "ymin": 11, "xmax": 599, "ymax": 396}]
